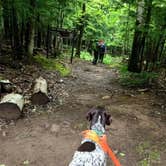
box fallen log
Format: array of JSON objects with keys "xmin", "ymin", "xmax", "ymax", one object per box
[
  {"xmin": 0, "ymin": 93, "xmax": 24, "ymax": 120},
  {"xmin": 0, "ymin": 80, "xmax": 13, "ymax": 93},
  {"xmin": 31, "ymin": 77, "xmax": 49, "ymax": 105}
]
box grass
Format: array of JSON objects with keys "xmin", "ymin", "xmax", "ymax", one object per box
[
  {"xmin": 136, "ymin": 142, "xmax": 161, "ymax": 166},
  {"xmin": 34, "ymin": 55, "xmax": 71, "ymax": 77}
]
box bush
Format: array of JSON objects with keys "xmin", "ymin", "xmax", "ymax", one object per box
[
  {"xmin": 106, "ymin": 56, "xmax": 123, "ymax": 67},
  {"xmin": 80, "ymin": 51, "xmax": 93, "ymax": 61}
]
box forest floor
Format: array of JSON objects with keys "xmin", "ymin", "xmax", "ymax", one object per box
[{"xmin": 0, "ymin": 58, "xmax": 166, "ymax": 166}]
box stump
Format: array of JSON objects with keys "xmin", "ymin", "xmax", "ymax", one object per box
[
  {"xmin": 0, "ymin": 80, "xmax": 13, "ymax": 93},
  {"xmin": 0, "ymin": 93, "xmax": 24, "ymax": 120},
  {"xmin": 31, "ymin": 77, "xmax": 49, "ymax": 105}
]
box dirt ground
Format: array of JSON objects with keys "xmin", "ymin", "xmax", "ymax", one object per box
[{"xmin": 0, "ymin": 59, "xmax": 166, "ymax": 166}]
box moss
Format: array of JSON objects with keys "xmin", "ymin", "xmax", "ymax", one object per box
[{"xmin": 34, "ymin": 55, "xmax": 71, "ymax": 76}]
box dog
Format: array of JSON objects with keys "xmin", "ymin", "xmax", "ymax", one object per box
[{"xmin": 69, "ymin": 106, "xmax": 111, "ymax": 166}]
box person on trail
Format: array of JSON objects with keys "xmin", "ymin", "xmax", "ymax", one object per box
[
  {"xmin": 92, "ymin": 40, "xmax": 106, "ymax": 65},
  {"xmin": 98, "ymin": 40, "xmax": 106, "ymax": 64},
  {"xmin": 92, "ymin": 40, "xmax": 100, "ymax": 65}
]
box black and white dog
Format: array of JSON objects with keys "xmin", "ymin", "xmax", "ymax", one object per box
[{"xmin": 69, "ymin": 106, "xmax": 111, "ymax": 166}]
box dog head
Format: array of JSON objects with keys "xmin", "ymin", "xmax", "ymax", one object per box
[{"xmin": 86, "ymin": 106, "xmax": 112, "ymax": 129}]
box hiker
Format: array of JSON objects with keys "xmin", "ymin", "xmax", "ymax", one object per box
[
  {"xmin": 92, "ymin": 40, "xmax": 100, "ymax": 65},
  {"xmin": 98, "ymin": 40, "xmax": 106, "ymax": 63}
]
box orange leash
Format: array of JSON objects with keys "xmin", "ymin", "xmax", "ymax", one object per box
[{"xmin": 82, "ymin": 130, "xmax": 122, "ymax": 166}]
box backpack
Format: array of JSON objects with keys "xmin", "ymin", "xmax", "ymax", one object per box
[{"xmin": 99, "ymin": 44, "xmax": 105, "ymax": 53}]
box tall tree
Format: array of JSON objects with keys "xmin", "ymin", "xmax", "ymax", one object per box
[
  {"xmin": 128, "ymin": 0, "xmax": 153, "ymax": 72},
  {"xmin": 75, "ymin": 3, "xmax": 86, "ymax": 57},
  {"xmin": 25, "ymin": 0, "xmax": 36, "ymax": 60}
]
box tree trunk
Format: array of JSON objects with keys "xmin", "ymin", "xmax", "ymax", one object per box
[
  {"xmin": 25, "ymin": 20, "xmax": 35, "ymax": 57},
  {"xmin": 140, "ymin": 0, "xmax": 153, "ymax": 70},
  {"xmin": 2, "ymin": 0, "xmax": 10, "ymax": 39},
  {"xmin": 46, "ymin": 25, "xmax": 50, "ymax": 58},
  {"xmin": 124, "ymin": 3, "xmax": 131, "ymax": 55},
  {"xmin": 20, "ymin": 21, "xmax": 25, "ymax": 49},
  {"xmin": 11, "ymin": 2, "xmax": 22, "ymax": 59},
  {"xmin": 37, "ymin": 15, "xmax": 42, "ymax": 48},
  {"xmin": 24, "ymin": 0, "xmax": 35, "ymax": 60},
  {"xmin": 75, "ymin": 3, "xmax": 86, "ymax": 57},
  {"xmin": 128, "ymin": 0, "xmax": 152, "ymax": 72}
]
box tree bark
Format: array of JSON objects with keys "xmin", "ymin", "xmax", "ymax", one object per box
[
  {"xmin": 2, "ymin": 0, "xmax": 10, "ymax": 39},
  {"xmin": 75, "ymin": 3, "xmax": 86, "ymax": 57},
  {"xmin": 11, "ymin": 1, "xmax": 22, "ymax": 59},
  {"xmin": 24, "ymin": 0, "xmax": 36, "ymax": 60},
  {"xmin": 124, "ymin": 3, "xmax": 131, "ymax": 55},
  {"xmin": 46, "ymin": 25, "xmax": 50, "ymax": 58},
  {"xmin": 128, "ymin": 0, "xmax": 152, "ymax": 72},
  {"xmin": 37, "ymin": 15, "xmax": 42, "ymax": 48}
]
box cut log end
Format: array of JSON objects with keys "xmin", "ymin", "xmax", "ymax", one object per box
[
  {"xmin": 0, "ymin": 102, "xmax": 21, "ymax": 120},
  {"xmin": 31, "ymin": 92, "xmax": 49, "ymax": 105}
]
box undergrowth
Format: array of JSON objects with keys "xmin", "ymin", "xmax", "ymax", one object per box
[
  {"xmin": 119, "ymin": 66, "xmax": 158, "ymax": 88},
  {"xmin": 34, "ymin": 55, "xmax": 71, "ymax": 76},
  {"xmin": 80, "ymin": 51, "xmax": 122, "ymax": 67},
  {"xmin": 80, "ymin": 51, "xmax": 93, "ymax": 61}
]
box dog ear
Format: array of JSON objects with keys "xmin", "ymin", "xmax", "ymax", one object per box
[
  {"xmin": 105, "ymin": 113, "xmax": 112, "ymax": 125},
  {"xmin": 86, "ymin": 112, "xmax": 92, "ymax": 121}
]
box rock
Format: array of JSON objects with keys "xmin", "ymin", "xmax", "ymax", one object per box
[
  {"xmin": 23, "ymin": 160, "xmax": 29, "ymax": 165},
  {"xmin": 119, "ymin": 152, "xmax": 126, "ymax": 157},
  {"xmin": 137, "ymin": 88, "xmax": 149, "ymax": 92},
  {"xmin": 59, "ymin": 79, "xmax": 64, "ymax": 83},
  {"xmin": 63, "ymin": 121, "xmax": 71, "ymax": 127},
  {"xmin": 44, "ymin": 123, "xmax": 50, "ymax": 129},
  {"xmin": 9, "ymin": 120, "xmax": 15, "ymax": 126},
  {"xmin": 50, "ymin": 124, "xmax": 60, "ymax": 133},
  {"xmin": 102, "ymin": 95, "xmax": 111, "ymax": 100},
  {"xmin": 113, "ymin": 149, "xmax": 119, "ymax": 155},
  {"xmin": 2, "ymin": 131, "xmax": 7, "ymax": 137}
]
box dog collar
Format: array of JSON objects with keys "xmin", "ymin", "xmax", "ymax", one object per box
[{"xmin": 93, "ymin": 129, "xmax": 104, "ymax": 136}]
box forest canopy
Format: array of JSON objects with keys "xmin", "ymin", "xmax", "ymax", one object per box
[{"xmin": 0, "ymin": 0, "xmax": 165, "ymax": 72}]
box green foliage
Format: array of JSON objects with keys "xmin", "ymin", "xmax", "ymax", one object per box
[
  {"xmin": 119, "ymin": 68, "xmax": 159, "ymax": 88},
  {"xmin": 1, "ymin": 0, "xmax": 165, "ymax": 72},
  {"xmin": 80, "ymin": 51, "xmax": 123, "ymax": 66},
  {"xmin": 80, "ymin": 51, "xmax": 93, "ymax": 61},
  {"xmin": 34, "ymin": 55, "xmax": 71, "ymax": 76},
  {"xmin": 107, "ymin": 56, "xmax": 123, "ymax": 67}
]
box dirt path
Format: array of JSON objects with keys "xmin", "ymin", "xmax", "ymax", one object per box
[{"xmin": 0, "ymin": 60, "xmax": 166, "ymax": 166}]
